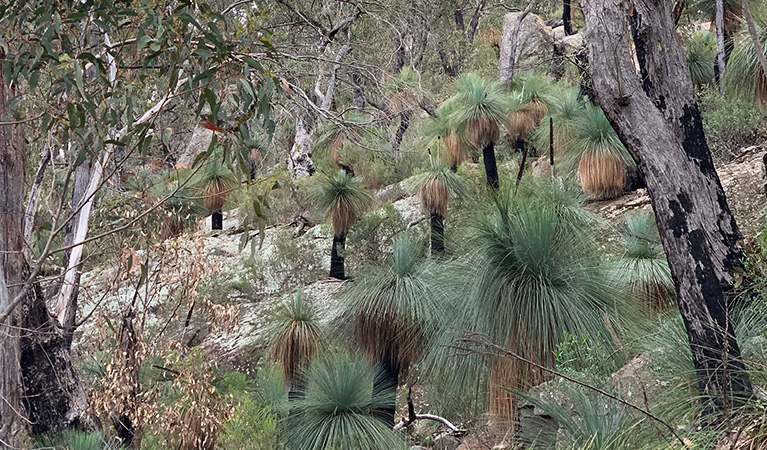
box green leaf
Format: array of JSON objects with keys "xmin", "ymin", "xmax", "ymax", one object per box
[{"xmin": 244, "ymin": 56, "xmax": 263, "ymax": 72}]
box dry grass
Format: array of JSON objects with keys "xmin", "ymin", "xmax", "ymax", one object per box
[
  {"xmin": 202, "ymin": 179, "xmax": 229, "ymax": 211},
  {"xmin": 469, "ymin": 116, "xmax": 500, "ymax": 148},
  {"xmin": 268, "ymin": 319, "xmax": 319, "ymax": 384},
  {"xmin": 354, "ymin": 312, "xmax": 418, "ymax": 381},
  {"xmin": 329, "ymin": 132, "xmax": 344, "ymax": 165},
  {"xmin": 578, "ymin": 152, "xmax": 625, "ymax": 200},
  {"xmin": 332, "ymin": 201, "xmax": 358, "ymax": 237},
  {"xmin": 417, "ymin": 178, "xmax": 449, "ymax": 216},
  {"xmin": 506, "ymin": 101, "xmax": 548, "ymax": 141},
  {"xmin": 390, "ymin": 89, "xmax": 419, "ymax": 115},
  {"xmin": 758, "ymin": 69, "xmax": 767, "ymax": 110},
  {"xmin": 443, "ymin": 131, "xmax": 469, "ymax": 166}
]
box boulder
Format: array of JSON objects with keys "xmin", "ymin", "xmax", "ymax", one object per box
[
  {"xmin": 499, "ymin": 13, "xmax": 556, "ymax": 77},
  {"xmin": 552, "ymin": 25, "xmax": 566, "ymax": 41},
  {"xmin": 560, "ymin": 31, "xmax": 585, "ymax": 57}
]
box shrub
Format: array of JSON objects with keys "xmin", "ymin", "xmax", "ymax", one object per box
[{"xmin": 699, "ymin": 87, "xmax": 767, "ymax": 161}]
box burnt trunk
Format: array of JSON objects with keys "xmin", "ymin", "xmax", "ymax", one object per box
[
  {"xmin": 211, "ymin": 210, "xmax": 223, "ymax": 230},
  {"xmin": 429, "ymin": 212, "xmax": 445, "ymax": 255},
  {"xmin": 20, "ymin": 272, "xmax": 94, "ymax": 435},
  {"xmin": 0, "ymin": 55, "xmax": 25, "ymax": 447},
  {"xmin": 112, "ymin": 311, "xmax": 140, "ymax": 446},
  {"xmin": 375, "ymin": 357, "xmax": 399, "ymax": 428},
  {"xmin": 563, "ymin": 0, "xmax": 572, "ymax": 35},
  {"xmin": 482, "ymin": 142, "xmax": 500, "ymax": 190},
  {"xmin": 329, "ymin": 234, "xmax": 347, "ymax": 280},
  {"xmin": 582, "ymin": 0, "xmax": 751, "ymax": 419}
]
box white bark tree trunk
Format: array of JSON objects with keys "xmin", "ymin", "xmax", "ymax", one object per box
[
  {"xmin": 23, "ymin": 141, "xmax": 52, "ymax": 250},
  {"xmin": 715, "ymin": 0, "xmax": 727, "ymax": 94}
]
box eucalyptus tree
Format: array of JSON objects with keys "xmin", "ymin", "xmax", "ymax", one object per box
[
  {"xmin": 448, "ymin": 73, "xmax": 509, "ymax": 189},
  {"xmin": 408, "ymin": 157, "xmax": 469, "ymax": 255},
  {"xmin": 336, "ymin": 234, "xmax": 450, "ymax": 426},
  {"xmin": 317, "ymin": 170, "xmax": 373, "ymax": 280},
  {"xmin": 582, "ymin": 0, "xmax": 753, "ymax": 419},
  {"xmin": 0, "ymin": 0, "xmax": 277, "ymax": 438}
]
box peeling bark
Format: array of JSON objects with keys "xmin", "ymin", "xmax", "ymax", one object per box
[{"xmin": 582, "ymin": 0, "xmax": 751, "ymax": 418}]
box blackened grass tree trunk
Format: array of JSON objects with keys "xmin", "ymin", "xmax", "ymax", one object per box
[
  {"xmin": 430, "ymin": 213, "xmax": 445, "ymax": 254},
  {"xmin": 483, "ymin": 142, "xmax": 500, "ymax": 190},
  {"xmin": 581, "ymin": 0, "xmax": 752, "ymax": 419},
  {"xmin": 329, "ymin": 234, "xmax": 347, "ymax": 280},
  {"xmin": 563, "ymin": 0, "xmax": 572, "ymax": 35}
]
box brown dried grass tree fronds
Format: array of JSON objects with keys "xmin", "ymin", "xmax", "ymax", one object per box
[
  {"xmin": 577, "ymin": 152, "xmax": 625, "ymax": 200},
  {"xmin": 567, "ymin": 103, "xmax": 633, "ymax": 200},
  {"xmin": 266, "ymin": 291, "xmax": 322, "ymax": 387}
]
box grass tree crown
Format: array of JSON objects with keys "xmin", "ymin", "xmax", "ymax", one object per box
[{"xmin": 316, "ymin": 170, "xmax": 373, "ymax": 237}]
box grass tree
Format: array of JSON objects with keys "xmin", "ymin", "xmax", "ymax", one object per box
[
  {"xmin": 608, "ymin": 213, "xmax": 675, "ymax": 309},
  {"xmin": 407, "ymin": 157, "xmax": 469, "ymax": 255},
  {"xmin": 284, "ymin": 352, "xmax": 406, "ymax": 450},
  {"xmin": 317, "ymin": 170, "xmax": 373, "ymax": 280},
  {"xmin": 567, "ymin": 103, "xmax": 633, "ymax": 200},
  {"xmin": 506, "ymin": 74, "xmax": 550, "ymax": 153},
  {"xmin": 686, "ymin": 31, "xmax": 716, "ymax": 88},
  {"xmin": 532, "ymin": 86, "xmax": 585, "ymax": 157},
  {"xmin": 428, "ymin": 107, "xmax": 471, "ymax": 171},
  {"xmin": 726, "ymin": 10, "xmax": 767, "ymax": 108},
  {"xmin": 199, "ymin": 161, "xmax": 236, "ymax": 230},
  {"xmin": 467, "ymin": 183, "xmax": 620, "ymax": 427},
  {"xmin": 448, "ymin": 73, "xmax": 508, "ymax": 189},
  {"xmin": 266, "ymin": 291, "xmax": 322, "ymax": 397},
  {"xmin": 337, "ymin": 234, "xmax": 448, "ymax": 426}
]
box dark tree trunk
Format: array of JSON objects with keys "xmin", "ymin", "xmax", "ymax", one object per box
[
  {"xmin": 429, "ymin": 212, "xmax": 445, "ymax": 255},
  {"xmin": 20, "ymin": 272, "xmax": 94, "ymax": 435},
  {"xmin": 0, "ymin": 52, "xmax": 25, "ymax": 447},
  {"xmin": 563, "ymin": 0, "xmax": 572, "ymax": 35},
  {"xmin": 211, "ymin": 210, "xmax": 223, "ymax": 230},
  {"xmin": 351, "ymin": 72, "xmax": 366, "ymax": 109},
  {"xmin": 375, "ymin": 357, "xmax": 399, "ymax": 428},
  {"xmin": 329, "ymin": 234, "xmax": 347, "ymax": 280},
  {"xmin": 482, "ymin": 142, "xmax": 500, "ymax": 190},
  {"xmin": 438, "ymin": 47, "xmax": 458, "ymax": 77},
  {"xmin": 392, "ymin": 111, "xmax": 411, "ymax": 158},
  {"xmin": 111, "ymin": 311, "xmax": 140, "ymax": 447},
  {"xmin": 582, "ymin": 0, "xmax": 752, "ymax": 419}
]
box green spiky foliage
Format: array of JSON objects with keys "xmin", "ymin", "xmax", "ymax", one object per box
[
  {"xmin": 725, "ymin": 9, "xmax": 767, "ymax": 108},
  {"xmin": 337, "ymin": 234, "xmax": 449, "ymax": 380},
  {"xmin": 36, "ymin": 430, "xmax": 121, "ymax": 450},
  {"xmin": 608, "ymin": 213, "xmax": 675, "ymax": 309},
  {"xmin": 407, "ymin": 157, "xmax": 469, "ymax": 253},
  {"xmin": 567, "ymin": 104, "xmax": 633, "ymax": 200},
  {"xmin": 447, "ymin": 73, "xmax": 509, "ymax": 188},
  {"xmin": 431, "ymin": 101, "xmax": 472, "ymax": 169},
  {"xmin": 266, "ymin": 291, "xmax": 323, "ymax": 385},
  {"xmin": 686, "ymin": 31, "xmax": 716, "ymax": 87},
  {"xmin": 520, "ymin": 385, "xmax": 632, "ymax": 450},
  {"xmin": 462, "ymin": 182, "xmax": 621, "ymax": 424},
  {"xmin": 508, "ymin": 73, "xmax": 551, "ymax": 138},
  {"xmin": 316, "ymin": 170, "xmax": 373, "ymax": 279},
  {"xmin": 197, "ymin": 160, "xmax": 236, "ymax": 211},
  {"xmin": 283, "ymin": 352, "xmax": 406, "ymax": 450},
  {"xmin": 532, "ymin": 86, "xmax": 586, "ymax": 156}
]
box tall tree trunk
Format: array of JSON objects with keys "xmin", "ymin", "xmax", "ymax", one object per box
[
  {"xmin": 0, "ymin": 55, "xmax": 26, "ymax": 448},
  {"xmin": 392, "ymin": 111, "xmax": 411, "ymax": 159},
  {"xmin": 329, "ymin": 234, "xmax": 347, "ymax": 280},
  {"xmin": 482, "ymin": 142, "xmax": 500, "ymax": 190},
  {"xmin": 23, "ymin": 143, "xmax": 52, "ymax": 250},
  {"xmin": 715, "ymin": 0, "xmax": 727, "ymax": 94},
  {"xmin": 582, "ymin": 0, "xmax": 751, "ymax": 419},
  {"xmin": 429, "ymin": 212, "xmax": 445, "ymax": 255},
  {"xmin": 112, "ymin": 310, "xmax": 140, "ymax": 447},
  {"xmin": 563, "ymin": 0, "xmax": 572, "ymax": 35},
  {"xmin": 289, "ymin": 114, "xmax": 316, "ymax": 178}
]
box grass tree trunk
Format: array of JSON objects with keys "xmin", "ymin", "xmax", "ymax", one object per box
[
  {"xmin": 429, "ymin": 212, "xmax": 445, "ymax": 255},
  {"xmin": 563, "ymin": 0, "xmax": 572, "ymax": 35},
  {"xmin": 211, "ymin": 210, "xmax": 223, "ymax": 230},
  {"xmin": 0, "ymin": 59, "xmax": 25, "ymax": 447},
  {"xmin": 482, "ymin": 142, "xmax": 500, "ymax": 189},
  {"xmin": 582, "ymin": 0, "xmax": 751, "ymax": 419},
  {"xmin": 392, "ymin": 111, "xmax": 412, "ymax": 160},
  {"xmin": 330, "ymin": 234, "xmax": 347, "ymax": 280},
  {"xmin": 376, "ymin": 357, "xmax": 400, "ymax": 428}
]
